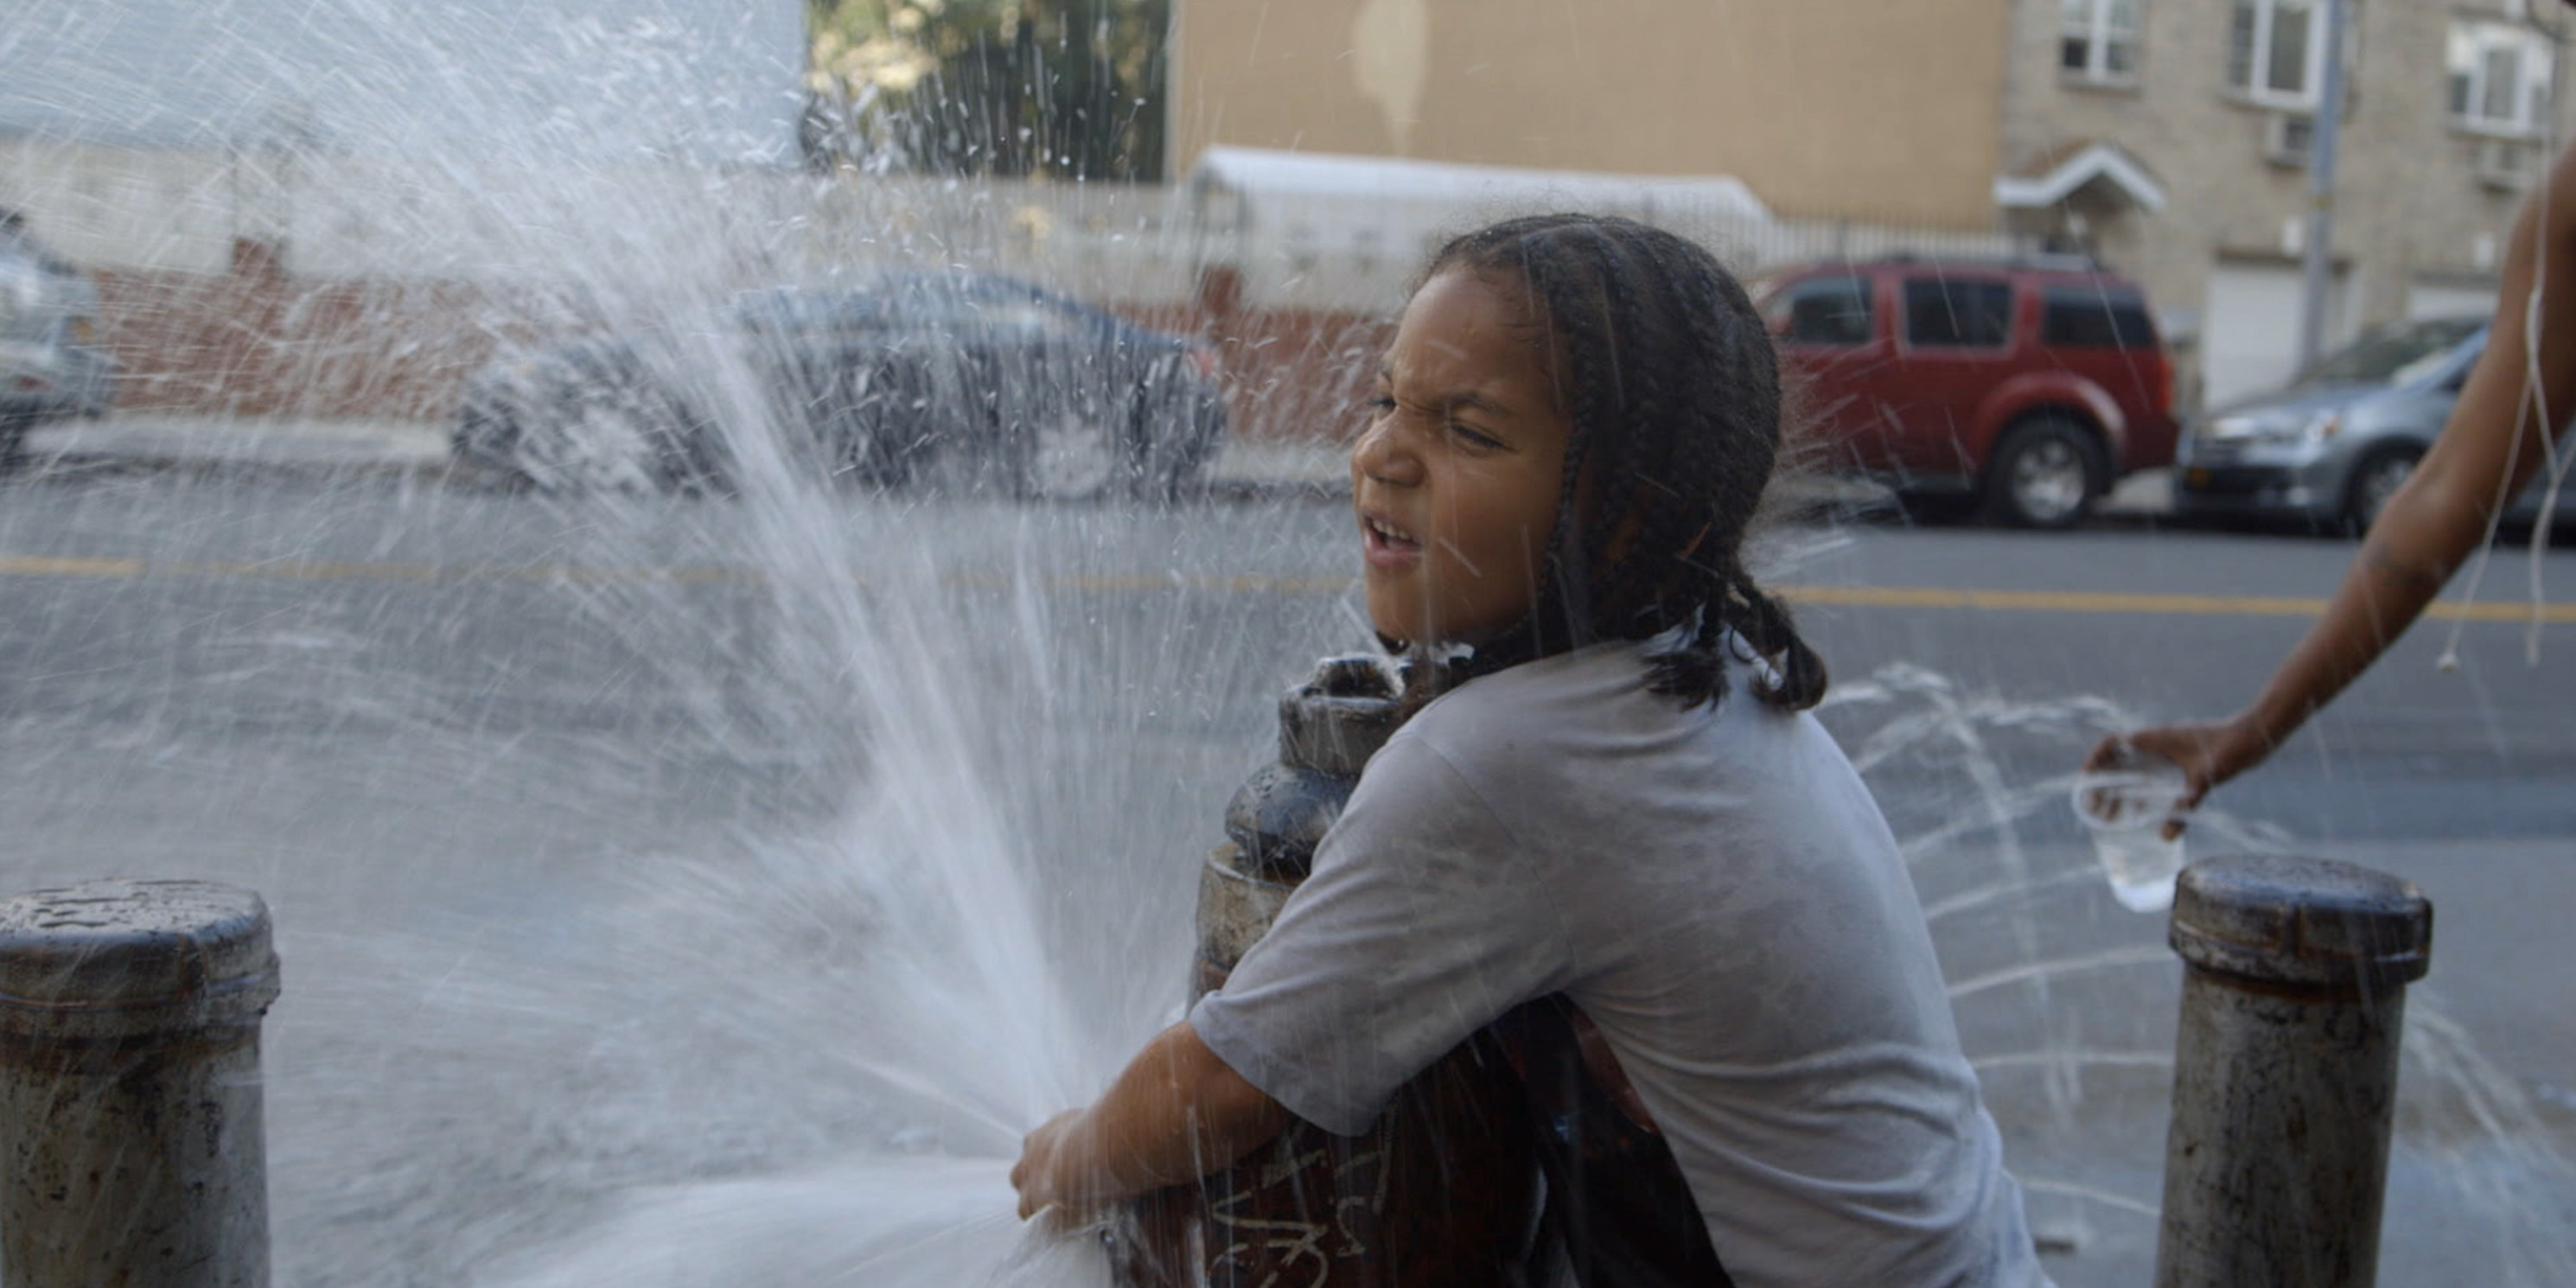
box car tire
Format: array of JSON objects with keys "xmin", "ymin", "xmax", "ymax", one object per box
[
  {"xmin": 450, "ymin": 410, "xmax": 539, "ymax": 491},
  {"xmin": 817, "ymin": 364, "xmax": 922, "ymax": 493},
  {"xmin": 1983, "ymin": 416, "xmax": 2108, "ymax": 530},
  {"xmin": 1009, "ymin": 403, "xmax": 1121, "ymax": 503},
  {"xmin": 2343, "ymin": 444, "xmax": 2422, "ymax": 534},
  {"xmin": 0, "ymin": 412, "xmax": 29, "ymax": 475},
  {"xmin": 1120, "ymin": 375, "xmax": 1223, "ymax": 503},
  {"xmin": 515, "ymin": 388, "xmax": 707, "ymax": 496}
]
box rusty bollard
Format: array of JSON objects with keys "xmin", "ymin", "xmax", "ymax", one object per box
[
  {"xmin": 1112, "ymin": 655, "xmax": 1546, "ymax": 1288},
  {"xmin": 0, "ymin": 879, "xmax": 281, "ymax": 1288},
  {"xmin": 2155, "ymin": 856, "xmax": 2432, "ymax": 1288}
]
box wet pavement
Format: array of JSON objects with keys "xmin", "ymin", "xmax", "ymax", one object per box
[{"xmin": 0, "ymin": 455, "xmax": 2565, "ymax": 1286}]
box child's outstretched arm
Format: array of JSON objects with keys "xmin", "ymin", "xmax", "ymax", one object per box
[
  {"xmin": 2089, "ymin": 133, "xmax": 2576, "ymax": 832},
  {"xmin": 1011, "ymin": 1020, "xmax": 1291, "ymax": 1227}
]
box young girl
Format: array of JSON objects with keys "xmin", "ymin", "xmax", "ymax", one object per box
[{"xmin": 1013, "ymin": 214, "xmax": 2052, "ymax": 1286}]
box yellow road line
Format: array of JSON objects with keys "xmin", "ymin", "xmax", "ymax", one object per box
[
  {"xmin": 1776, "ymin": 583, "xmax": 2576, "ymax": 623},
  {"xmin": 0, "ymin": 555, "xmax": 148, "ymax": 577},
  {"xmin": 2, "ymin": 551, "xmax": 2571, "ymax": 622}
]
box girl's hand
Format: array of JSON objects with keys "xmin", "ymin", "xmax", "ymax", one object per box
[
  {"xmin": 2084, "ymin": 718, "xmax": 2273, "ymax": 839},
  {"xmin": 1011, "ymin": 1109, "xmax": 1093, "ymax": 1227}
]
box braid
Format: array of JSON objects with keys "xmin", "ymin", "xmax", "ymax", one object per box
[{"xmin": 1419, "ymin": 213, "xmax": 1829, "ymax": 711}]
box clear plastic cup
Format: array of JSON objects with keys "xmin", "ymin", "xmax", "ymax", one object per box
[{"xmin": 2070, "ymin": 763, "xmax": 2190, "ymax": 913}]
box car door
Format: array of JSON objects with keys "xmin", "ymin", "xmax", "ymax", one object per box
[
  {"xmin": 972, "ymin": 287, "xmax": 1132, "ymax": 497},
  {"xmin": 1764, "ymin": 271, "xmax": 1897, "ymax": 471},
  {"xmin": 1891, "ymin": 273, "xmax": 2018, "ymax": 479}
]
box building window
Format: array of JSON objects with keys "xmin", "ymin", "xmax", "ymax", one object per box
[
  {"xmin": 2062, "ymin": 0, "xmax": 2143, "ymax": 84},
  {"xmin": 2449, "ymin": 22, "xmax": 2554, "ymax": 137},
  {"xmin": 2227, "ymin": 0, "xmax": 2326, "ymax": 108}
]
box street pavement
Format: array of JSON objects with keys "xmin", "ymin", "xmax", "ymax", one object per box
[
  {"xmin": 0, "ymin": 428, "xmax": 2560, "ymax": 1287},
  {"xmin": 22, "ymin": 411, "xmax": 2184, "ymax": 515}
]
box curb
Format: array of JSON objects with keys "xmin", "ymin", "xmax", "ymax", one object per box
[{"xmin": 12, "ymin": 415, "xmax": 2185, "ymax": 526}]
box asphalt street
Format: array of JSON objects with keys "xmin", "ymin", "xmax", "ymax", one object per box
[{"xmin": 0, "ymin": 463, "xmax": 2568, "ymax": 1286}]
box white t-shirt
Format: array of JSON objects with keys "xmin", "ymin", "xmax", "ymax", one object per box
[{"xmin": 1189, "ymin": 641, "xmax": 2051, "ymax": 1288}]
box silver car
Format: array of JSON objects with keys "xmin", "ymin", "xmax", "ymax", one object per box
[
  {"xmin": 2174, "ymin": 315, "xmax": 2574, "ymax": 532},
  {"xmin": 0, "ymin": 230, "xmax": 117, "ymax": 462}
]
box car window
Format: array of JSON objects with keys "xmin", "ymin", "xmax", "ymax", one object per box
[
  {"xmin": 976, "ymin": 299, "xmax": 1087, "ymax": 337},
  {"xmin": 1903, "ymin": 277, "xmax": 2013, "ymax": 348},
  {"xmin": 2040, "ymin": 285, "xmax": 2158, "ymax": 348},
  {"xmin": 2301, "ymin": 316, "xmax": 2487, "ymax": 386},
  {"xmin": 1769, "ymin": 275, "xmax": 1875, "ymax": 346},
  {"xmin": 732, "ymin": 290, "xmax": 888, "ymax": 333}
]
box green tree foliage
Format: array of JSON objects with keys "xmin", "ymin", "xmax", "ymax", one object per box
[{"xmin": 804, "ymin": 0, "xmax": 1169, "ymax": 182}]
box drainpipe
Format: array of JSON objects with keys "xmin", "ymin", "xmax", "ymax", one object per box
[
  {"xmin": 2295, "ymin": 0, "xmax": 2350, "ymax": 376},
  {"xmin": 0, "ymin": 878, "xmax": 281, "ymax": 1288},
  {"xmin": 2155, "ymin": 855, "xmax": 2432, "ymax": 1288}
]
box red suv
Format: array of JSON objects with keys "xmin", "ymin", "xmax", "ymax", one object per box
[{"xmin": 1758, "ymin": 257, "xmax": 2178, "ymax": 528}]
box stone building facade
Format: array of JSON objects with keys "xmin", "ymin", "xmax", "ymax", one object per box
[
  {"xmin": 1176, "ymin": 0, "xmax": 2575, "ymax": 410},
  {"xmin": 1998, "ymin": 0, "xmax": 2567, "ymax": 405}
]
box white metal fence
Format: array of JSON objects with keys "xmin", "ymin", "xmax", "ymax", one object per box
[{"xmin": 4, "ymin": 135, "xmax": 2031, "ymax": 312}]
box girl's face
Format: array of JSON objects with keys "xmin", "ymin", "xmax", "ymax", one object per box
[{"xmin": 1350, "ymin": 269, "xmax": 1577, "ymax": 645}]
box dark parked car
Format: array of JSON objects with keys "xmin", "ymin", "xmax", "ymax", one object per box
[
  {"xmin": 2175, "ymin": 315, "xmax": 2576, "ymax": 532},
  {"xmin": 1759, "ymin": 255, "xmax": 2179, "ymax": 528},
  {"xmin": 453, "ymin": 271, "xmax": 1228, "ymax": 500},
  {"xmin": 0, "ymin": 220, "xmax": 117, "ymax": 462}
]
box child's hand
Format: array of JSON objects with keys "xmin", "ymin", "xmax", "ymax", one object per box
[
  {"xmin": 1011, "ymin": 1109, "xmax": 1095, "ymax": 1228},
  {"xmin": 2083, "ymin": 721, "xmax": 2265, "ymax": 840}
]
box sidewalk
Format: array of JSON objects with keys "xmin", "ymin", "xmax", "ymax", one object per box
[
  {"xmin": 17, "ymin": 412, "xmax": 2176, "ymax": 516},
  {"xmin": 22, "ymin": 412, "xmax": 1354, "ymax": 492},
  {"xmin": 23, "ymin": 414, "xmax": 450, "ymax": 474}
]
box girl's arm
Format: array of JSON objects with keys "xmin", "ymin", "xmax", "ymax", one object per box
[
  {"xmin": 2094, "ymin": 137, "xmax": 2576, "ymax": 829},
  {"xmin": 1011, "ymin": 1020, "xmax": 1291, "ymax": 1225}
]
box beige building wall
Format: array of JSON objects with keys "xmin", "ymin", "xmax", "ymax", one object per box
[{"xmin": 1172, "ymin": 0, "xmax": 2016, "ymax": 228}]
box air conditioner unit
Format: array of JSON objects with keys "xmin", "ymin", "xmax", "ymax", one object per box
[
  {"xmin": 2262, "ymin": 113, "xmax": 2315, "ymax": 167},
  {"xmin": 2474, "ymin": 137, "xmax": 2535, "ymax": 190}
]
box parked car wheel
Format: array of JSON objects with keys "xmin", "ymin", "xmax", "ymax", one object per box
[
  {"xmin": 1984, "ymin": 416, "xmax": 2107, "ymax": 529},
  {"xmin": 815, "ymin": 365, "xmax": 925, "ymax": 492},
  {"xmin": 0, "ymin": 411, "xmax": 29, "ymax": 474},
  {"xmin": 1121, "ymin": 359, "xmax": 1227, "ymax": 502},
  {"xmin": 2343, "ymin": 444, "xmax": 2421, "ymax": 534},
  {"xmin": 1011, "ymin": 405, "xmax": 1121, "ymax": 501},
  {"xmin": 514, "ymin": 388, "xmax": 711, "ymax": 495}
]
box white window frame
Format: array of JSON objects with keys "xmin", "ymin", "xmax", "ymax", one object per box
[
  {"xmin": 2448, "ymin": 21, "xmax": 2556, "ymax": 139},
  {"xmin": 2227, "ymin": 0, "xmax": 2329, "ymax": 111},
  {"xmin": 2060, "ymin": 0, "xmax": 2144, "ymax": 86}
]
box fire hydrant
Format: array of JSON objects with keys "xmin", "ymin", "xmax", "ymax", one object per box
[{"xmin": 1111, "ymin": 655, "xmax": 1724, "ymax": 1287}]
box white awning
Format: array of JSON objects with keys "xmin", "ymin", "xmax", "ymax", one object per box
[
  {"xmin": 1189, "ymin": 146, "xmax": 1774, "ymax": 223},
  {"xmin": 1182, "ymin": 146, "xmax": 1774, "ymax": 309},
  {"xmin": 1993, "ymin": 141, "xmax": 2166, "ymax": 213}
]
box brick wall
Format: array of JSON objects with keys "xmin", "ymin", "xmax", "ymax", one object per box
[
  {"xmin": 94, "ymin": 240, "xmax": 529, "ymax": 420},
  {"xmin": 89, "ymin": 241, "xmax": 1390, "ymax": 443}
]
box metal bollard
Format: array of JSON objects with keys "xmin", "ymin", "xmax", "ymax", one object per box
[
  {"xmin": 2155, "ymin": 855, "xmax": 2432, "ymax": 1288},
  {"xmin": 0, "ymin": 879, "xmax": 281, "ymax": 1288}
]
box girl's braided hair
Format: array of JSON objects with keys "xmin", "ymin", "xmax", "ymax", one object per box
[{"xmin": 1425, "ymin": 212, "xmax": 1827, "ymax": 712}]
